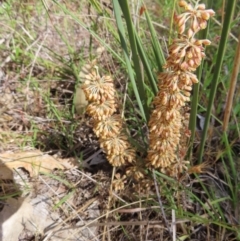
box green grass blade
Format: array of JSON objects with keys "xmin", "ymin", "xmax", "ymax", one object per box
[
  {"xmin": 198, "ymin": 0, "xmax": 236, "ymax": 163},
  {"xmin": 51, "ymin": 0, "xmax": 125, "ymax": 65},
  {"xmin": 41, "ymin": 172, "xmax": 73, "ymax": 188},
  {"xmin": 112, "ymin": 0, "xmax": 148, "ymax": 121},
  {"xmin": 222, "ymin": 132, "xmax": 237, "ymax": 209},
  {"xmin": 222, "ymin": 133, "xmax": 237, "ymax": 179},
  {"xmin": 53, "ymin": 190, "xmax": 75, "ymax": 210},
  {"xmin": 188, "ymin": 1, "xmax": 212, "ymax": 158},
  {"xmin": 117, "ymin": 0, "xmax": 150, "ymax": 120},
  {"xmin": 134, "ymin": 31, "xmax": 158, "ymax": 95},
  {"xmin": 144, "ymin": 9, "xmax": 165, "ymax": 72},
  {"xmin": 87, "ymin": 0, "xmax": 120, "ymax": 42}
]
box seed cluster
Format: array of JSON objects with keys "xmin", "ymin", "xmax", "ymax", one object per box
[
  {"xmin": 80, "ymin": 61, "xmax": 136, "ymax": 167},
  {"xmin": 147, "ymin": 1, "xmax": 214, "ymax": 176}
]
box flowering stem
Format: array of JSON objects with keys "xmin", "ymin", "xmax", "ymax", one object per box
[{"xmin": 147, "ymin": 0, "xmax": 215, "ymax": 176}]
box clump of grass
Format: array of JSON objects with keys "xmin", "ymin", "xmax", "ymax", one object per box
[
  {"xmin": 78, "ymin": 1, "xmax": 216, "ymax": 188},
  {"xmin": 77, "ymin": 0, "xmax": 239, "ymax": 238}
]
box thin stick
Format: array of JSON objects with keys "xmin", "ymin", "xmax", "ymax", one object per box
[
  {"xmin": 102, "ymin": 167, "xmax": 116, "ymax": 241},
  {"xmin": 223, "ymin": 33, "xmax": 240, "ymax": 131},
  {"xmin": 153, "ymin": 170, "xmax": 171, "ymax": 235},
  {"xmin": 172, "ymin": 209, "xmax": 176, "ymax": 241}
]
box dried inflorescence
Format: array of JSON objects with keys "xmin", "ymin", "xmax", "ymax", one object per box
[
  {"xmin": 80, "ymin": 61, "xmax": 136, "ymax": 167},
  {"xmin": 112, "ymin": 173, "xmax": 127, "ymax": 191},
  {"xmin": 147, "ymin": 1, "xmax": 214, "ymax": 176},
  {"xmin": 175, "ymin": 0, "xmax": 215, "ymax": 37},
  {"xmin": 166, "ymin": 38, "xmax": 211, "ymax": 71}
]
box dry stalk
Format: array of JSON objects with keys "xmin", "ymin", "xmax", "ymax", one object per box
[{"xmin": 223, "ymin": 33, "xmax": 240, "ymax": 131}]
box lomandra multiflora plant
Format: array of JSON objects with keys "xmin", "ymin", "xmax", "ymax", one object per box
[
  {"xmin": 147, "ymin": 1, "xmax": 214, "ymax": 177},
  {"xmin": 80, "ymin": 0, "xmax": 215, "ymax": 185}
]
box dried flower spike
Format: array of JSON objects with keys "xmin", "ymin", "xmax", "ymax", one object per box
[
  {"xmin": 80, "ymin": 60, "xmax": 136, "ymax": 167},
  {"xmin": 146, "ymin": 1, "xmax": 214, "ymax": 177}
]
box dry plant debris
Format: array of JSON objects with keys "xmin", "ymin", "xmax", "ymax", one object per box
[
  {"xmin": 0, "ymin": 167, "xmax": 106, "ymax": 241},
  {"xmin": 0, "ymin": 150, "xmax": 71, "ymax": 178}
]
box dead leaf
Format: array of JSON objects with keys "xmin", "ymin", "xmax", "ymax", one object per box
[{"xmin": 0, "ymin": 150, "xmax": 64, "ymax": 179}]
